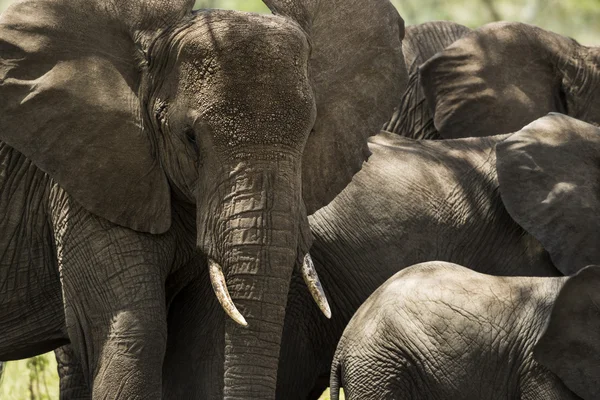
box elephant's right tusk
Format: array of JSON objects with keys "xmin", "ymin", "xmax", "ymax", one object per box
[
  {"xmin": 208, "ymin": 259, "xmax": 248, "ymax": 327},
  {"xmin": 301, "ymin": 253, "xmax": 332, "ymax": 319}
]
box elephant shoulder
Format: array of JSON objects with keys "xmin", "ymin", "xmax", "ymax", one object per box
[
  {"xmin": 367, "ymin": 131, "xmax": 499, "ymax": 171},
  {"xmin": 380, "ymin": 262, "xmax": 543, "ymax": 331},
  {"xmin": 367, "ymin": 132, "xmax": 501, "ymax": 198}
]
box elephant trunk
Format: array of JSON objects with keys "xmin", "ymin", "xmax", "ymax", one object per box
[
  {"xmin": 198, "ymin": 158, "xmax": 305, "ymax": 399},
  {"xmin": 221, "ymin": 236, "xmax": 297, "ymax": 399}
]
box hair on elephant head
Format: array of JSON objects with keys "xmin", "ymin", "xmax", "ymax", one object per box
[
  {"xmin": 0, "ymin": 0, "xmax": 407, "ymax": 397},
  {"xmin": 331, "ymin": 262, "xmax": 600, "ymax": 400},
  {"xmin": 419, "ymin": 22, "xmax": 600, "ymax": 139}
]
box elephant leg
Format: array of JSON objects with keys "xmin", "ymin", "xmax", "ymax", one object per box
[
  {"xmin": 277, "ymin": 273, "xmax": 345, "ymax": 400},
  {"xmin": 55, "ymin": 345, "xmax": 91, "ymax": 400},
  {"xmin": 50, "ymin": 191, "xmax": 174, "ymax": 399},
  {"xmin": 306, "ymin": 374, "xmax": 330, "ymax": 400},
  {"xmin": 162, "ymin": 264, "xmax": 225, "ymax": 399}
]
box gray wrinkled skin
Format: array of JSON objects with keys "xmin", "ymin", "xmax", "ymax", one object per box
[
  {"xmin": 420, "ymin": 22, "xmax": 600, "ymax": 139},
  {"xmin": 330, "ymin": 262, "xmax": 586, "ymax": 400}
]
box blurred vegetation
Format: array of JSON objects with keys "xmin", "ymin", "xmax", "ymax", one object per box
[
  {"xmin": 0, "ymin": 0, "xmax": 598, "ymax": 43},
  {"xmin": 193, "ymin": 0, "xmax": 600, "ymax": 44},
  {"xmin": 0, "ymin": 0, "xmax": 597, "ymax": 398},
  {"xmin": 0, "ymin": 354, "xmax": 59, "ymax": 400}
]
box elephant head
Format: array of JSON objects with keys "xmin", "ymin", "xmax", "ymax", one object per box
[
  {"xmin": 0, "ymin": 0, "xmax": 407, "ymax": 397},
  {"xmin": 420, "ymin": 22, "xmax": 600, "ymax": 139}
]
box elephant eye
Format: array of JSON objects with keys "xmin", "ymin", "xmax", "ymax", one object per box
[{"xmin": 184, "ymin": 126, "xmax": 198, "ymax": 149}]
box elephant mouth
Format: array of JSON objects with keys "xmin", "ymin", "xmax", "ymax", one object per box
[{"xmin": 208, "ymin": 252, "xmax": 331, "ymax": 327}]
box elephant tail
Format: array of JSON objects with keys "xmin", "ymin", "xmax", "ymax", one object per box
[{"xmin": 329, "ymin": 356, "xmax": 343, "ymax": 400}]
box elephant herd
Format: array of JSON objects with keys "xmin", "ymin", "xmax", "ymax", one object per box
[{"xmin": 0, "ymin": 0, "xmax": 598, "ymax": 399}]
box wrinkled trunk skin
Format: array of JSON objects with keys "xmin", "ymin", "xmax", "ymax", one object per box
[{"xmin": 198, "ymin": 158, "xmax": 303, "ymax": 399}]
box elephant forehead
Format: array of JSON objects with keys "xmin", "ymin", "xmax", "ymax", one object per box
[
  {"xmin": 167, "ymin": 12, "xmax": 316, "ymax": 153},
  {"xmin": 179, "ymin": 10, "xmax": 309, "ymax": 72}
]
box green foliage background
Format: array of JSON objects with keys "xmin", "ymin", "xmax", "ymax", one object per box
[
  {"xmin": 0, "ymin": 0, "xmax": 597, "ymax": 398},
  {"xmin": 1, "ymin": 355, "xmax": 59, "ymax": 400},
  {"xmin": 193, "ymin": 0, "xmax": 600, "ymax": 44}
]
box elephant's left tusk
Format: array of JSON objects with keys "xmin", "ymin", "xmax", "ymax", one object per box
[
  {"xmin": 208, "ymin": 259, "xmax": 248, "ymax": 327},
  {"xmin": 301, "ymin": 253, "xmax": 332, "ymax": 319}
]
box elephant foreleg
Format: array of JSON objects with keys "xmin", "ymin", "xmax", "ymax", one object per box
[
  {"xmin": 55, "ymin": 345, "xmax": 91, "ymax": 400},
  {"xmin": 50, "ymin": 188, "xmax": 174, "ymax": 399}
]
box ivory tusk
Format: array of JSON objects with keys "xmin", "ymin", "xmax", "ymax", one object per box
[
  {"xmin": 301, "ymin": 253, "xmax": 332, "ymax": 319},
  {"xmin": 208, "ymin": 259, "xmax": 248, "ymax": 327}
]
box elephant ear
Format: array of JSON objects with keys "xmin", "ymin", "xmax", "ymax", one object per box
[
  {"xmin": 385, "ymin": 21, "xmax": 471, "ymax": 138},
  {"xmin": 496, "ymin": 113, "xmax": 600, "ymax": 275},
  {"xmin": 263, "ymin": 0, "xmax": 407, "ymax": 213},
  {"xmin": 403, "ymin": 21, "xmax": 471, "ymax": 74},
  {"xmin": 534, "ymin": 265, "xmax": 600, "ymax": 400},
  {"xmin": 0, "ymin": 0, "xmax": 194, "ymax": 234},
  {"xmin": 420, "ymin": 22, "xmax": 574, "ymax": 139}
]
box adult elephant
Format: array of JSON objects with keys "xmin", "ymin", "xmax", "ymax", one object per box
[
  {"xmin": 163, "ymin": 113, "xmax": 600, "ymax": 398},
  {"xmin": 389, "ymin": 22, "xmax": 600, "ymax": 139},
  {"xmin": 384, "ymin": 21, "xmax": 471, "ymax": 138},
  {"xmin": 331, "ymin": 262, "xmax": 600, "ymax": 400},
  {"xmin": 0, "ymin": 0, "xmax": 407, "ymax": 398}
]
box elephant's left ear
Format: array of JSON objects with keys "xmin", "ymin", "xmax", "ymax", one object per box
[
  {"xmin": 534, "ymin": 265, "xmax": 600, "ymax": 400},
  {"xmin": 262, "ymin": 0, "xmax": 407, "ymax": 213},
  {"xmin": 496, "ymin": 113, "xmax": 600, "ymax": 275}
]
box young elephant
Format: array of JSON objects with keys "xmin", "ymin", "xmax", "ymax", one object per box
[{"xmin": 331, "ymin": 261, "xmax": 600, "ymax": 400}]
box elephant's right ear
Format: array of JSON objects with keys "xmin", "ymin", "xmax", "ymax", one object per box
[
  {"xmin": 496, "ymin": 113, "xmax": 600, "ymax": 275},
  {"xmin": 262, "ymin": 0, "xmax": 407, "ymax": 213},
  {"xmin": 534, "ymin": 265, "xmax": 600, "ymax": 400},
  {"xmin": 0, "ymin": 0, "xmax": 194, "ymax": 234}
]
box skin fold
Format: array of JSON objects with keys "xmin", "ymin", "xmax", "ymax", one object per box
[{"xmin": 330, "ymin": 262, "xmax": 600, "ymax": 400}]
